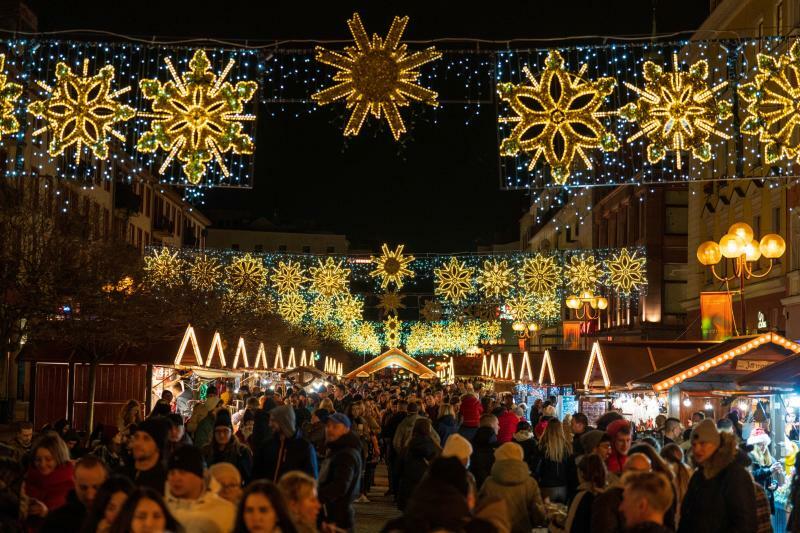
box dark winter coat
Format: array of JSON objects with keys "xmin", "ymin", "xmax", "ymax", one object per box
[
  {"xmin": 318, "ymin": 431, "xmax": 362, "ymax": 531},
  {"xmin": 469, "ymin": 427, "xmax": 497, "ymax": 489},
  {"xmin": 202, "ymin": 438, "xmax": 253, "ymax": 482},
  {"xmin": 118, "ymin": 460, "xmax": 168, "ymax": 495},
  {"xmin": 677, "ymin": 432, "xmax": 757, "ymax": 533},
  {"xmin": 39, "ymin": 490, "xmax": 87, "ymax": 533},
  {"xmin": 435, "ymin": 414, "xmax": 458, "ymax": 446},
  {"xmin": 383, "ymin": 478, "xmax": 471, "ymax": 532},
  {"xmin": 533, "ymin": 445, "xmax": 571, "ymax": 488},
  {"xmin": 253, "ymin": 405, "xmax": 318, "ymax": 482},
  {"xmin": 591, "ymin": 485, "xmax": 624, "ymax": 533},
  {"xmin": 624, "ymin": 522, "xmax": 674, "ymax": 533},
  {"xmin": 567, "ymin": 487, "xmax": 599, "ymax": 533},
  {"xmin": 513, "ymin": 430, "xmax": 538, "ymax": 474},
  {"xmin": 397, "ymin": 435, "xmax": 439, "ymax": 510}
]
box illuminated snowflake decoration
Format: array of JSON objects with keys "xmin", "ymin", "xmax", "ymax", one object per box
[
  {"xmin": 378, "ymin": 290, "xmax": 405, "ymax": 316},
  {"xmin": 533, "ymin": 294, "xmax": 561, "ymax": 322},
  {"xmin": 335, "ymin": 294, "xmax": 364, "ymax": 324},
  {"xmin": 137, "ymin": 49, "xmax": 257, "ymax": 184},
  {"xmin": 420, "ymin": 300, "xmax": 443, "ymax": 322},
  {"xmin": 497, "ymin": 50, "xmax": 618, "ymax": 185},
  {"xmin": 225, "ymin": 253, "xmax": 267, "ymax": 295},
  {"xmin": 384, "ymin": 314, "xmax": 402, "ymax": 349},
  {"xmin": 308, "ymin": 257, "xmax": 350, "ymax": 298},
  {"xmin": 345, "ymin": 322, "xmax": 382, "ymax": 354},
  {"xmin": 312, "ymin": 13, "xmax": 441, "ymax": 140},
  {"xmin": 144, "ymin": 248, "xmax": 184, "ymax": 288},
  {"xmin": 369, "ymin": 243, "xmax": 415, "ymax": 289},
  {"xmin": 434, "ymin": 257, "xmax": 474, "ymax": 304},
  {"xmin": 309, "ymin": 296, "xmax": 334, "ymax": 323},
  {"xmin": 28, "ymin": 58, "xmax": 135, "ymax": 162},
  {"xmin": 607, "ymin": 248, "xmax": 646, "ymax": 294},
  {"xmin": 619, "ymin": 54, "xmax": 732, "ymax": 169},
  {"xmin": 505, "ymin": 293, "xmax": 534, "ymax": 321},
  {"xmin": 565, "ymin": 254, "xmax": 600, "ymax": 293},
  {"xmin": 739, "ymin": 41, "xmax": 800, "ymax": 165},
  {"xmin": 278, "ymin": 292, "xmax": 306, "ymax": 324},
  {"xmin": 271, "ymin": 260, "xmax": 307, "ymax": 294},
  {"xmin": 476, "ymin": 259, "xmax": 514, "ymax": 298},
  {"xmin": 519, "ymin": 255, "xmax": 561, "ymax": 296},
  {"xmin": 188, "ymin": 255, "xmax": 223, "ymax": 291},
  {"xmin": 0, "ymin": 55, "xmax": 22, "ymax": 137}
]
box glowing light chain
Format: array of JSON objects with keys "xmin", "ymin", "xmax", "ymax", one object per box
[{"xmin": 0, "ymin": 54, "xmax": 22, "ymax": 137}]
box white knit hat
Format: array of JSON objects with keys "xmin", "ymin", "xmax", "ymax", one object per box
[
  {"xmin": 543, "ymin": 405, "xmax": 557, "ymax": 417},
  {"xmin": 442, "ymin": 434, "xmax": 473, "ymax": 463}
]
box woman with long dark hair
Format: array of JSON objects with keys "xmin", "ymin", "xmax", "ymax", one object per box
[
  {"xmin": 108, "ymin": 487, "xmax": 182, "ymax": 533},
  {"xmin": 234, "ymin": 480, "xmax": 297, "ymax": 533},
  {"xmin": 81, "ymin": 476, "xmax": 135, "ymax": 533}
]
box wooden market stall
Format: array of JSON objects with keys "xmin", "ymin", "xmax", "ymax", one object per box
[{"xmin": 345, "ymin": 348, "xmax": 436, "ymax": 379}]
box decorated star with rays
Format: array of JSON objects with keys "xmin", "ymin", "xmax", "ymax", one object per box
[
  {"xmin": 312, "ymin": 13, "xmax": 441, "ymax": 140},
  {"xmin": 370, "ymin": 243, "xmax": 415, "ymax": 289}
]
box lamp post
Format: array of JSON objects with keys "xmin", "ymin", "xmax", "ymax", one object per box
[
  {"xmin": 696, "ymin": 222, "xmax": 785, "ymax": 334},
  {"xmin": 565, "ymin": 290, "xmax": 609, "ymax": 322},
  {"xmin": 512, "ymin": 320, "xmax": 539, "ymax": 350}
]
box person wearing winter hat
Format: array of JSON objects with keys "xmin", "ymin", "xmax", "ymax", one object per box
[
  {"xmin": 512, "ymin": 420, "xmax": 538, "ymax": 474},
  {"xmin": 121, "ymin": 417, "xmax": 170, "ymax": 495},
  {"xmin": 479, "ymin": 442, "xmax": 546, "ymax": 533},
  {"xmin": 605, "ymin": 419, "xmax": 633, "ymax": 475},
  {"xmin": 253, "ymin": 404, "xmax": 317, "ymax": 482},
  {"xmin": 318, "ymin": 412, "xmax": 362, "ymax": 531},
  {"xmin": 747, "ymin": 427, "xmax": 780, "ymax": 513},
  {"xmin": 677, "ymin": 419, "xmax": 757, "ymax": 533},
  {"xmin": 165, "ymin": 445, "xmax": 236, "ymax": 533},
  {"xmin": 442, "ymin": 433, "xmax": 473, "ymax": 466},
  {"xmin": 580, "ymin": 430, "xmax": 612, "ymax": 461},
  {"xmin": 202, "ymin": 409, "xmax": 253, "ymax": 484}
]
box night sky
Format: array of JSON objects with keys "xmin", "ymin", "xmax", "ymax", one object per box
[{"xmin": 31, "ymin": 0, "xmax": 709, "ymax": 252}]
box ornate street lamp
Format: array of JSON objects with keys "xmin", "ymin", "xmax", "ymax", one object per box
[
  {"xmin": 565, "ymin": 290, "xmax": 609, "ymax": 320},
  {"xmin": 512, "ymin": 320, "xmax": 539, "ymax": 349},
  {"xmin": 696, "ymin": 222, "xmax": 785, "ymax": 333}
]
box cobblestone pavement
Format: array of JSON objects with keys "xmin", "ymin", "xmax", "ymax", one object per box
[{"xmin": 354, "ymin": 464, "xmax": 401, "ymax": 533}]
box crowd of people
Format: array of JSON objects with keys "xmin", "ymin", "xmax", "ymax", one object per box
[{"xmin": 2, "ymin": 376, "xmax": 800, "ymax": 532}]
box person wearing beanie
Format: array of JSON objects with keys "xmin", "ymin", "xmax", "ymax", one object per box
[
  {"xmin": 121, "ymin": 417, "xmax": 170, "ymax": 495},
  {"xmin": 677, "ymin": 419, "xmax": 757, "ymax": 533},
  {"xmin": 513, "ymin": 420, "xmax": 538, "ymax": 474},
  {"xmin": 318, "ymin": 412, "xmax": 362, "ymax": 532},
  {"xmin": 165, "ymin": 445, "xmax": 236, "ymax": 533},
  {"xmin": 442, "ymin": 433, "xmax": 473, "ymax": 466},
  {"xmin": 747, "ymin": 427, "xmax": 780, "ymax": 513},
  {"xmin": 201, "ymin": 409, "xmax": 253, "ymax": 484},
  {"xmin": 253, "ymin": 404, "xmax": 317, "ymax": 482},
  {"xmin": 580, "ymin": 430, "xmax": 612, "ymax": 461},
  {"xmin": 605, "ymin": 419, "xmax": 633, "ymax": 475},
  {"xmin": 166, "ymin": 413, "xmax": 193, "ymax": 457},
  {"xmin": 479, "ymin": 442, "xmax": 546, "ymax": 533}
]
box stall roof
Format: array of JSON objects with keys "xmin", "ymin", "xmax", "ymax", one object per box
[
  {"xmin": 540, "ymin": 349, "xmax": 591, "ymax": 387},
  {"xmin": 629, "ymin": 333, "xmax": 800, "ymax": 391},
  {"xmin": 583, "ymin": 340, "xmax": 717, "ymax": 390},
  {"xmin": 473, "ymin": 352, "xmax": 544, "ymax": 382},
  {"xmin": 736, "ymin": 353, "xmax": 800, "ymax": 388},
  {"xmin": 345, "ymin": 348, "xmax": 436, "ymax": 379}
]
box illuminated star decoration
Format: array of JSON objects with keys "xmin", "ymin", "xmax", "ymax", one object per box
[
  {"xmin": 434, "ymin": 257, "xmax": 474, "ymax": 304},
  {"xmin": 534, "ymin": 294, "xmax": 561, "ymax": 322},
  {"xmin": 739, "ymin": 41, "xmax": 800, "ymax": 164},
  {"xmin": 188, "ymin": 254, "xmax": 223, "ymax": 291},
  {"xmin": 144, "ymin": 248, "xmax": 184, "ymax": 288},
  {"xmin": 137, "ymin": 49, "xmax": 257, "ymax": 185},
  {"xmin": 336, "ymin": 294, "xmax": 364, "ymax": 324},
  {"xmin": 505, "ymin": 293, "xmax": 534, "ymax": 321},
  {"xmin": 378, "ymin": 290, "xmax": 405, "ymax": 316},
  {"xmin": 28, "ymin": 58, "xmax": 135, "ymax": 163},
  {"xmin": 565, "ymin": 254, "xmax": 600, "ymax": 293},
  {"xmin": 369, "ymin": 243, "xmax": 415, "ymax": 289},
  {"xmin": 0, "ymin": 55, "xmax": 22, "ymax": 136},
  {"xmin": 312, "ymin": 13, "xmax": 442, "ymax": 140},
  {"xmin": 309, "ymin": 296, "xmax": 334, "ymax": 323},
  {"xmin": 607, "ymin": 248, "xmax": 646, "ymax": 295},
  {"xmin": 519, "ymin": 255, "xmax": 562, "ymax": 296},
  {"xmin": 619, "ymin": 54, "xmax": 732, "ymax": 169},
  {"xmin": 497, "ymin": 50, "xmax": 618, "ymax": 185},
  {"xmin": 225, "ymin": 253, "xmax": 267, "ymax": 296},
  {"xmin": 278, "ymin": 292, "xmax": 306, "ymax": 324},
  {"xmin": 420, "ymin": 299, "xmax": 443, "ymax": 322},
  {"xmin": 308, "ymin": 257, "xmax": 350, "ymax": 298},
  {"xmin": 476, "ymin": 259, "xmax": 514, "ymax": 299},
  {"xmin": 384, "ymin": 314, "xmax": 402, "ymax": 349},
  {"xmin": 271, "ymin": 260, "xmax": 307, "ymax": 294}
]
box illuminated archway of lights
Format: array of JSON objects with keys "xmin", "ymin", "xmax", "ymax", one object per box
[
  {"xmin": 619, "ymin": 54, "xmax": 732, "ymax": 169},
  {"xmin": 369, "ymin": 243, "xmax": 415, "ymax": 289},
  {"xmin": 739, "ymin": 41, "xmax": 800, "ymax": 165},
  {"xmin": 476, "ymin": 259, "xmax": 514, "ymax": 299},
  {"xmin": 498, "ymin": 50, "xmax": 618, "ymax": 185},
  {"xmin": 137, "ymin": 49, "xmax": 257, "ymax": 184},
  {"xmin": 28, "ymin": 59, "xmax": 135, "ymax": 162},
  {"xmin": 607, "ymin": 248, "xmax": 646, "ymax": 294},
  {"xmin": 312, "ymin": 12, "xmax": 441, "ymax": 140}
]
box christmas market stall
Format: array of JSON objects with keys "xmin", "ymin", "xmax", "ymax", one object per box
[{"xmin": 344, "ymin": 347, "xmax": 436, "ymax": 380}]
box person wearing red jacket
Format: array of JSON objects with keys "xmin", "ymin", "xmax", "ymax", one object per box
[
  {"xmin": 606, "ymin": 419, "xmax": 633, "ymax": 475},
  {"xmin": 25, "ymin": 432, "xmax": 75, "ymax": 531},
  {"xmin": 457, "ymin": 393, "xmax": 483, "ymax": 441},
  {"xmin": 496, "ymin": 396, "xmax": 522, "ymax": 444}
]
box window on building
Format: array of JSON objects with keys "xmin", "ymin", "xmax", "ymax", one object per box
[
  {"xmin": 255, "ymin": 244, "xmax": 263, "ymax": 252},
  {"xmin": 232, "ymin": 244, "xmax": 240, "ymax": 250},
  {"xmin": 326, "ymin": 246, "xmax": 335, "ymax": 254},
  {"xmin": 776, "ymin": 1, "xmax": 783, "ymax": 35},
  {"xmin": 278, "ymin": 245, "xmax": 287, "ymax": 252},
  {"xmin": 302, "ymin": 246, "xmax": 311, "ymax": 253}
]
